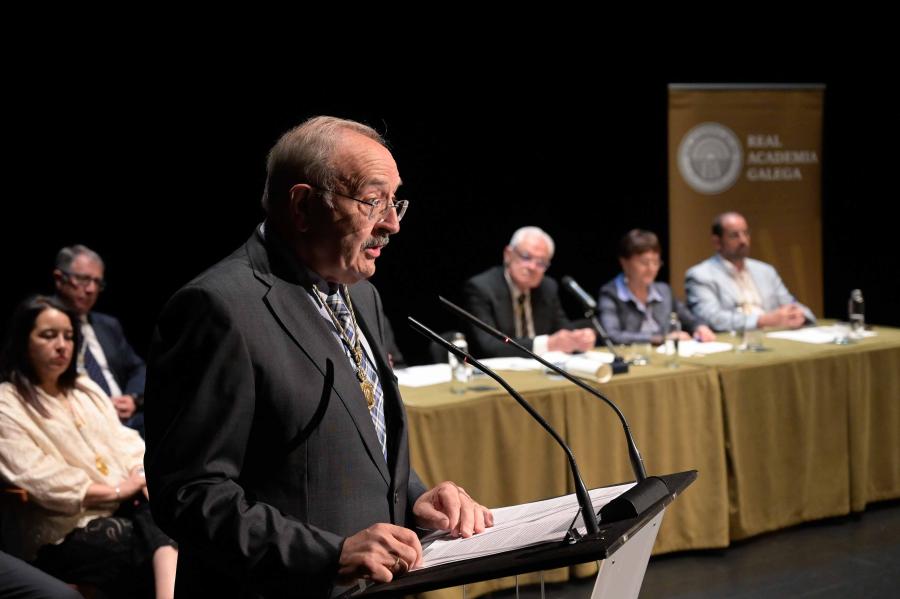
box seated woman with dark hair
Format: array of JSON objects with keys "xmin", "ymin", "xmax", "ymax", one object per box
[
  {"xmin": 0, "ymin": 295, "xmax": 176, "ymax": 599},
  {"xmin": 598, "ymin": 229, "xmax": 716, "ymax": 346}
]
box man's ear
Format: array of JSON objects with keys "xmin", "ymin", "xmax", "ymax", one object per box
[
  {"xmin": 288, "ymin": 184, "xmax": 313, "ymax": 232},
  {"xmin": 52, "ymin": 268, "xmax": 65, "ymax": 289},
  {"xmin": 502, "ymin": 245, "xmax": 513, "ymax": 267}
]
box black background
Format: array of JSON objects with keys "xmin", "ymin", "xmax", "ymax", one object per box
[{"xmin": 4, "ymin": 61, "xmax": 896, "ymax": 364}]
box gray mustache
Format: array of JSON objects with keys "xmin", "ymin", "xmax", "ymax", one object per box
[{"xmin": 363, "ymin": 236, "xmax": 390, "ymax": 249}]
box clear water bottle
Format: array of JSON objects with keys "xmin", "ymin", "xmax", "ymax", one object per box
[
  {"xmin": 848, "ymin": 289, "xmax": 865, "ymax": 338},
  {"xmin": 666, "ymin": 311, "xmax": 681, "ymax": 368},
  {"xmin": 449, "ymin": 332, "xmax": 472, "ymax": 394}
]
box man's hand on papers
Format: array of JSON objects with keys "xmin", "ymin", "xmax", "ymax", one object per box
[
  {"xmin": 338, "ymin": 523, "xmax": 422, "ymax": 583},
  {"xmin": 413, "ymin": 481, "xmax": 494, "ymax": 538}
]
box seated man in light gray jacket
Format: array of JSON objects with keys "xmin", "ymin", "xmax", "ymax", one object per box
[{"xmin": 685, "ymin": 212, "xmax": 815, "ymax": 332}]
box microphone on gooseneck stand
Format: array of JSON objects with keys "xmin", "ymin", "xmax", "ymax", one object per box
[
  {"xmin": 560, "ymin": 276, "xmax": 628, "ymax": 376},
  {"xmin": 407, "ymin": 316, "xmax": 600, "ymax": 538},
  {"xmin": 437, "ymin": 296, "xmax": 669, "ymax": 523}
]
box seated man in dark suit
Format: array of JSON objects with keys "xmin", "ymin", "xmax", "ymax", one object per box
[
  {"xmin": 53, "ymin": 245, "xmax": 145, "ymax": 429},
  {"xmin": 145, "ymin": 116, "xmax": 492, "ymax": 598},
  {"xmin": 380, "ymin": 308, "xmax": 407, "ymax": 369},
  {"xmin": 463, "ymin": 226, "xmax": 596, "ymax": 358}
]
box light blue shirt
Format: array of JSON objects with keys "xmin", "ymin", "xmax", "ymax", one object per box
[{"xmin": 614, "ymin": 274, "xmax": 664, "ymax": 335}]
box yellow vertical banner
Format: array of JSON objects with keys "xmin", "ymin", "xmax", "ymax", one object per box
[{"xmin": 668, "ymin": 84, "xmax": 824, "ymax": 318}]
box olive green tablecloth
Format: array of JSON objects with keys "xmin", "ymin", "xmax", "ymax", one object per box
[
  {"xmin": 398, "ymin": 325, "xmax": 900, "ymax": 597},
  {"xmin": 680, "ymin": 325, "xmax": 900, "ymax": 539},
  {"xmin": 401, "ymin": 362, "xmax": 728, "ymax": 598}
]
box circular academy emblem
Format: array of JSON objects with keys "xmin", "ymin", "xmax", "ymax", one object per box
[{"xmin": 677, "ymin": 122, "xmax": 743, "ymax": 194}]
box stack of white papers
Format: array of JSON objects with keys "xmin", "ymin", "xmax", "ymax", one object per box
[
  {"xmin": 397, "ymin": 351, "xmax": 617, "ymax": 387},
  {"xmin": 540, "ymin": 351, "xmax": 617, "ymax": 380},
  {"xmin": 395, "ymin": 364, "xmax": 452, "ymax": 387},
  {"xmin": 478, "ymin": 357, "xmax": 545, "ymax": 371},
  {"xmin": 767, "ymin": 326, "xmax": 878, "ymax": 345},
  {"xmin": 655, "ymin": 340, "xmax": 734, "ymax": 357},
  {"xmin": 542, "ymin": 351, "xmax": 615, "ymax": 365},
  {"xmin": 418, "ymin": 482, "xmax": 635, "ymax": 569}
]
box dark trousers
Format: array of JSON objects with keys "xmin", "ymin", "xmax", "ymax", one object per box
[
  {"xmin": 33, "ymin": 497, "xmax": 175, "ymax": 598},
  {"xmin": 0, "ymin": 551, "xmax": 80, "ymax": 599}
]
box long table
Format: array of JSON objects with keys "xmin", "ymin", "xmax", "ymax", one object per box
[
  {"xmin": 403, "ymin": 362, "xmax": 727, "ymax": 598},
  {"xmin": 678, "ymin": 325, "xmax": 900, "ymax": 539},
  {"xmin": 399, "ymin": 325, "xmax": 900, "ymax": 596}
]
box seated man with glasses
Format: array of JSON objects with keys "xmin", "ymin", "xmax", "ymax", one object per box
[
  {"xmin": 53, "ymin": 244, "xmax": 146, "ymax": 432},
  {"xmin": 463, "ymin": 226, "xmax": 596, "ymax": 358},
  {"xmin": 599, "ymin": 229, "xmax": 715, "ymax": 346}
]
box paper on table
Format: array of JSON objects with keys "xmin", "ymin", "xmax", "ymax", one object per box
[
  {"xmin": 478, "ymin": 357, "xmax": 544, "ymax": 371},
  {"xmin": 397, "ymin": 356, "xmax": 549, "ymax": 387},
  {"xmin": 398, "ymin": 351, "xmax": 616, "ymax": 386},
  {"xmin": 540, "ymin": 350, "xmax": 617, "ymax": 380},
  {"xmin": 468, "ymin": 352, "xmax": 614, "ymax": 374},
  {"xmin": 654, "ymin": 340, "xmax": 734, "ymax": 357},
  {"xmin": 542, "ymin": 351, "xmax": 615, "ymax": 365},
  {"xmin": 417, "ymin": 482, "xmax": 635, "ymax": 569},
  {"xmin": 395, "ymin": 364, "xmax": 452, "ymax": 387},
  {"xmin": 767, "ymin": 326, "xmax": 878, "ymax": 344}
]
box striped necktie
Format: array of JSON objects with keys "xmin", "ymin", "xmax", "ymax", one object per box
[
  {"xmin": 517, "ymin": 293, "xmax": 529, "ymax": 338},
  {"xmin": 325, "ymin": 290, "xmax": 388, "ymax": 461},
  {"xmin": 83, "ymin": 346, "xmax": 112, "ymax": 395}
]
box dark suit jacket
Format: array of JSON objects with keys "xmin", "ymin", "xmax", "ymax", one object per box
[
  {"xmin": 87, "ymin": 311, "xmax": 146, "ymax": 398},
  {"xmin": 462, "ymin": 266, "xmax": 575, "ymax": 358},
  {"xmin": 380, "ymin": 311, "xmax": 407, "ymax": 369},
  {"xmin": 144, "ymin": 226, "xmax": 426, "ymax": 598},
  {"xmin": 598, "ymin": 276, "xmax": 703, "ymax": 345}
]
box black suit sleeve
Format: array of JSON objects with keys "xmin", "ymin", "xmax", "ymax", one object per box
[
  {"xmin": 674, "ymin": 295, "xmax": 704, "ymax": 334},
  {"xmin": 144, "ymin": 286, "xmax": 343, "ymax": 597},
  {"xmin": 380, "ymin": 312, "xmax": 407, "ymax": 369},
  {"xmin": 406, "ymin": 469, "xmax": 428, "ymax": 523},
  {"xmin": 540, "ymin": 278, "xmax": 576, "ymax": 333},
  {"xmin": 598, "ymin": 287, "xmax": 637, "ymax": 345},
  {"xmin": 97, "ymin": 314, "xmax": 146, "ymax": 399},
  {"xmin": 462, "ymin": 278, "xmax": 534, "ymax": 358}
]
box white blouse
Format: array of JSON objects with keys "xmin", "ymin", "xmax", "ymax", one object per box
[{"xmin": 0, "ymin": 376, "xmax": 144, "ymax": 559}]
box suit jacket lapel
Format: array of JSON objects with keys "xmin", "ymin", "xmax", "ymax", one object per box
[
  {"xmin": 649, "ymin": 284, "xmax": 669, "ymax": 329},
  {"xmin": 531, "ymin": 284, "xmax": 551, "ymax": 334},
  {"xmin": 712, "ymin": 256, "xmax": 744, "ymax": 309},
  {"xmin": 248, "ymin": 229, "xmax": 391, "ymax": 485},
  {"xmin": 490, "ymin": 267, "xmax": 516, "ymax": 336},
  {"xmin": 88, "ymin": 315, "xmax": 117, "ymax": 374},
  {"xmin": 350, "ymin": 285, "xmax": 407, "ymax": 474}
]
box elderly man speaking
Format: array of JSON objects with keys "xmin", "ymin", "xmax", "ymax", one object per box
[{"xmin": 145, "ymin": 116, "xmax": 492, "ymax": 598}]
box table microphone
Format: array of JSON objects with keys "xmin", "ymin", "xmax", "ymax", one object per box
[
  {"xmin": 438, "ymin": 296, "xmax": 669, "ymax": 522},
  {"xmin": 560, "ymin": 276, "xmax": 628, "ymax": 375},
  {"xmin": 407, "ymin": 316, "xmax": 600, "ymax": 536}
]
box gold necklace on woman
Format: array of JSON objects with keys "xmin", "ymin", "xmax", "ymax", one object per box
[
  {"xmin": 313, "ymin": 284, "xmax": 376, "ymax": 410},
  {"xmin": 63, "ymin": 394, "xmax": 110, "ymax": 476}
]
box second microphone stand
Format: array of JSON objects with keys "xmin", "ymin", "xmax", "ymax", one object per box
[{"xmin": 438, "ymin": 296, "xmax": 670, "ymax": 523}]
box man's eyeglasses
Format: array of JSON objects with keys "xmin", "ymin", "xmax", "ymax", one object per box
[
  {"xmin": 314, "ymin": 187, "xmax": 408, "ymax": 222},
  {"xmin": 62, "ymin": 271, "xmax": 106, "ymax": 290},
  {"xmin": 512, "ymin": 247, "xmax": 551, "ymax": 270}
]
